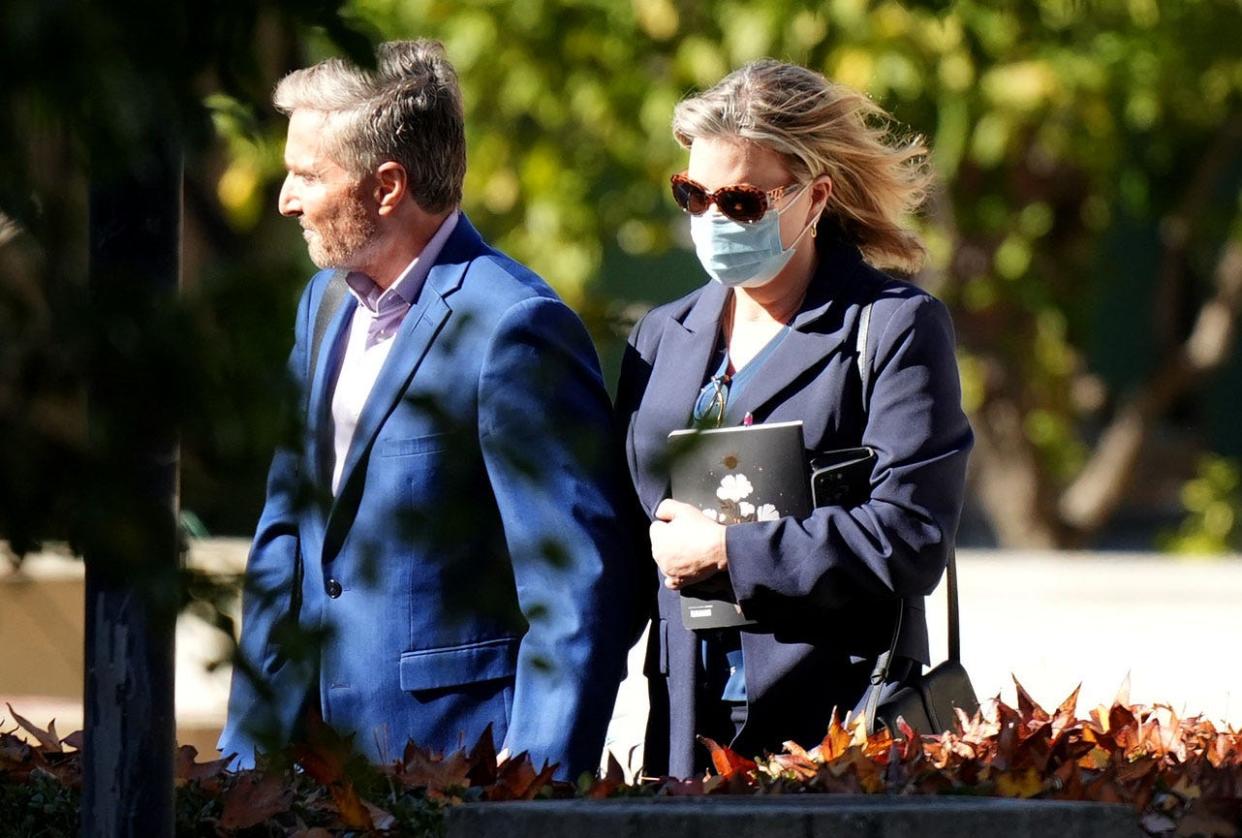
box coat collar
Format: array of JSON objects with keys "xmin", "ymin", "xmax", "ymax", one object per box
[
  {"xmin": 728, "ymin": 243, "xmax": 866, "ymax": 420},
  {"xmin": 632, "ymin": 280, "xmax": 727, "ymax": 457},
  {"xmin": 656, "ymin": 239, "xmax": 869, "ymax": 426}
]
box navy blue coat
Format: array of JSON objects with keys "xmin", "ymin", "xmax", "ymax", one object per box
[
  {"xmin": 616, "ymin": 239, "xmax": 973, "ymax": 777},
  {"xmin": 220, "ymin": 215, "xmax": 639, "ymax": 778}
]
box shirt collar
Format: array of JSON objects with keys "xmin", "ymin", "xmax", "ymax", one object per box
[{"xmin": 344, "ymin": 209, "xmax": 461, "ymax": 314}]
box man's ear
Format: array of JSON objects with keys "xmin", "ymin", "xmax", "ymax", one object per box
[{"xmin": 374, "ymin": 162, "xmax": 408, "ymax": 216}]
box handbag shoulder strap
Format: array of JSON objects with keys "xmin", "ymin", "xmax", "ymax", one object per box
[
  {"xmin": 858, "ymin": 295, "xmax": 963, "ymax": 728},
  {"xmin": 855, "ymin": 300, "xmax": 872, "ymax": 411}
]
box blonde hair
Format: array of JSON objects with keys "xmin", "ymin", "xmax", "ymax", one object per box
[
  {"xmin": 273, "ymin": 40, "xmax": 465, "ymax": 214},
  {"xmin": 672, "ymin": 59, "xmax": 932, "ymax": 273}
]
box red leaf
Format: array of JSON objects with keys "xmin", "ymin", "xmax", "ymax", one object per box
[
  {"xmin": 1108, "ymin": 704, "xmax": 1140, "ymax": 752},
  {"xmin": 524, "ymin": 761, "xmax": 560, "ymax": 800},
  {"xmin": 328, "ymin": 781, "xmax": 374, "ymax": 830},
  {"xmin": 1055, "ymin": 684, "xmax": 1081, "ymax": 722},
  {"xmin": 817, "ymin": 712, "xmax": 852, "ymax": 762},
  {"xmin": 398, "ymin": 741, "xmax": 471, "ymax": 791},
  {"xmin": 0, "ymin": 731, "xmax": 32, "ymax": 765},
  {"xmin": 174, "ymin": 745, "xmax": 232, "ymax": 784},
  {"xmin": 1012, "ymin": 678, "xmax": 1049, "ymax": 723},
  {"xmin": 5, "ymin": 704, "xmax": 61, "ymax": 753},
  {"xmin": 466, "ymin": 723, "xmax": 498, "ymax": 787},
  {"xmin": 1050, "ymin": 685, "xmax": 1081, "ymax": 739},
  {"xmin": 585, "ymin": 752, "xmax": 626, "ymax": 799},
  {"xmin": 291, "ymin": 721, "xmax": 355, "ymax": 786},
  {"xmin": 218, "ymin": 773, "xmax": 293, "ymax": 830},
  {"xmin": 697, "ymin": 736, "xmax": 756, "ymax": 779},
  {"xmin": 485, "ymin": 753, "xmax": 540, "ymax": 801}
]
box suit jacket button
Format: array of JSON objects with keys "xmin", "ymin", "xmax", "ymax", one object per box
[{"xmin": 326, "ymin": 578, "xmax": 342, "ymax": 598}]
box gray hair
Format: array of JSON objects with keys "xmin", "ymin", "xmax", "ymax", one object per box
[
  {"xmin": 673, "ymin": 59, "xmax": 932, "ymax": 273},
  {"xmin": 274, "ymin": 39, "xmax": 465, "ymax": 214}
]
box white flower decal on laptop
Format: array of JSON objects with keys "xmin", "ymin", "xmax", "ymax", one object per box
[{"xmin": 711, "ymin": 474, "xmax": 781, "ymax": 524}]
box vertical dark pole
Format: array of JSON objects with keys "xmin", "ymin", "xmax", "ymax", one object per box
[{"xmin": 83, "ymin": 130, "xmax": 182, "ymax": 837}]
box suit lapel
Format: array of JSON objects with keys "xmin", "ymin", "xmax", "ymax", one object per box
[
  {"xmin": 634, "ymin": 282, "xmax": 729, "ymax": 503},
  {"xmin": 648, "ymin": 282, "xmax": 729, "ymax": 429},
  {"xmin": 307, "ymin": 293, "xmax": 356, "ymax": 487},
  {"xmin": 327, "ymin": 216, "xmax": 481, "ymax": 513}
]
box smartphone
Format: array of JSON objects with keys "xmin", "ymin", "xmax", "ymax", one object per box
[{"xmin": 810, "ymin": 446, "xmax": 875, "ymax": 507}]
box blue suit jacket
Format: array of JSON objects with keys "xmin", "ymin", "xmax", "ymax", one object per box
[
  {"xmin": 616, "ymin": 239, "xmax": 973, "ymax": 777},
  {"xmin": 221, "ymin": 215, "xmax": 639, "ymax": 777}
]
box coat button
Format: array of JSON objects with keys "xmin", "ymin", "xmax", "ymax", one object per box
[{"xmin": 326, "ymin": 578, "xmax": 342, "ymax": 598}]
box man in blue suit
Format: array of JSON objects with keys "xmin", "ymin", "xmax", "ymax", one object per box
[{"xmin": 219, "ymin": 40, "xmax": 637, "ymax": 778}]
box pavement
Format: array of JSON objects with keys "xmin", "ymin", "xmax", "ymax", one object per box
[{"xmin": 3, "ymin": 542, "xmax": 1240, "ymax": 770}]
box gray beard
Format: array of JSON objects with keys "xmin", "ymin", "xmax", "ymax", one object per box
[{"xmin": 305, "ymin": 200, "xmax": 377, "ymax": 269}]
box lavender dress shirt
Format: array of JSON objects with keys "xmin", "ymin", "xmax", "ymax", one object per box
[{"xmin": 328, "ymin": 211, "xmax": 459, "ymax": 494}]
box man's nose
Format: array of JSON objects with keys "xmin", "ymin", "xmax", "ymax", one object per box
[{"xmin": 278, "ymin": 175, "xmax": 300, "ymax": 217}]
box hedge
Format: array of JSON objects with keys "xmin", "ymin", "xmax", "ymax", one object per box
[{"xmin": 2, "ymin": 682, "xmax": 1240, "ymax": 837}]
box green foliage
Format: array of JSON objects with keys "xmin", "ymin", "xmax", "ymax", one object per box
[
  {"xmin": 326, "ymin": 1, "xmax": 1241, "ymax": 535},
  {"xmin": 0, "ymin": 772, "xmax": 80, "ymax": 838},
  {"xmin": 1161, "ymin": 456, "xmax": 1242, "ymax": 555},
  {"xmin": 2, "ymin": 0, "xmax": 1241, "ymax": 553},
  {"xmin": 0, "ymin": 2, "xmax": 373, "ymax": 550}
]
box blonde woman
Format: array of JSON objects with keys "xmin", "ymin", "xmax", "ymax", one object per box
[{"xmin": 616, "ymin": 60, "xmax": 973, "ymax": 777}]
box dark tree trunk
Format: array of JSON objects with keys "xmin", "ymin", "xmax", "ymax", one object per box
[{"xmin": 83, "ymin": 134, "xmax": 182, "ymax": 837}]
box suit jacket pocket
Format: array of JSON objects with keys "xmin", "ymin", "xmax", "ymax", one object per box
[
  {"xmin": 399, "ymin": 637, "xmax": 519, "ymax": 692},
  {"xmin": 378, "ymin": 433, "xmax": 449, "ymax": 458}
]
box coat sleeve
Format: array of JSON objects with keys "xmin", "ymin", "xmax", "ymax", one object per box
[
  {"xmin": 219, "ymin": 273, "xmax": 324, "ymax": 767},
  {"xmin": 614, "ymin": 311, "xmax": 659, "ymax": 589},
  {"xmin": 476, "ymin": 296, "xmax": 641, "ymax": 778},
  {"xmin": 724, "ymin": 294, "xmax": 973, "ymax": 620}
]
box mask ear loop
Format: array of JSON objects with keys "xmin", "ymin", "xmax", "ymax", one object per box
[
  {"xmin": 783, "ymin": 209, "xmax": 823, "ymax": 252},
  {"xmin": 768, "ymin": 176, "xmax": 826, "ymax": 253}
]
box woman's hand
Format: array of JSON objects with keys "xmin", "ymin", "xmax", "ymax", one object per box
[{"xmin": 650, "ymin": 499, "xmax": 729, "ymax": 590}]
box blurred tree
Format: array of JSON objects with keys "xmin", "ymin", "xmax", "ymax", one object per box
[
  {"xmin": 1, "ymin": 3, "xmax": 1239, "ymax": 821},
  {"xmin": 0, "ymin": 0, "xmax": 375, "ymax": 555},
  {"xmin": 901, "ymin": 0, "xmax": 1242, "ymax": 548},
  {"xmin": 3, "ymin": 0, "xmax": 1241, "ymax": 555},
  {"xmin": 0, "ymin": 2, "xmax": 372, "ymax": 830},
  {"xmin": 330, "ymin": 0, "xmax": 1242, "ymax": 548}
]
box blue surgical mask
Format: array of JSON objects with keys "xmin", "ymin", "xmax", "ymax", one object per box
[{"xmin": 689, "ymin": 184, "xmax": 817, "ymax": 288}]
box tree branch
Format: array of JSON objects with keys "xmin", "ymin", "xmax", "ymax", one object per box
[
  {"xmin": 1152, "ymin": 115, "xmax": 1242, "ymax": 349},
  {"xmin": 1059, "ymin": 235, "xmax": 1242, "ymax": 535}
]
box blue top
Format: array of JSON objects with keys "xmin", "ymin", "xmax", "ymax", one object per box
[
  {"xmin": 692, "ymin": 325, "xmax": 792, "ymax": 428},
  {"xmin": 691, "ymin": 324, "xmax": 792, "ymax": 705}
]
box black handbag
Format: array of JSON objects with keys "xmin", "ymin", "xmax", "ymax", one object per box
[{"xmin": 864, "ymin": 550, "xmax": 978, "ymax": 735}]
